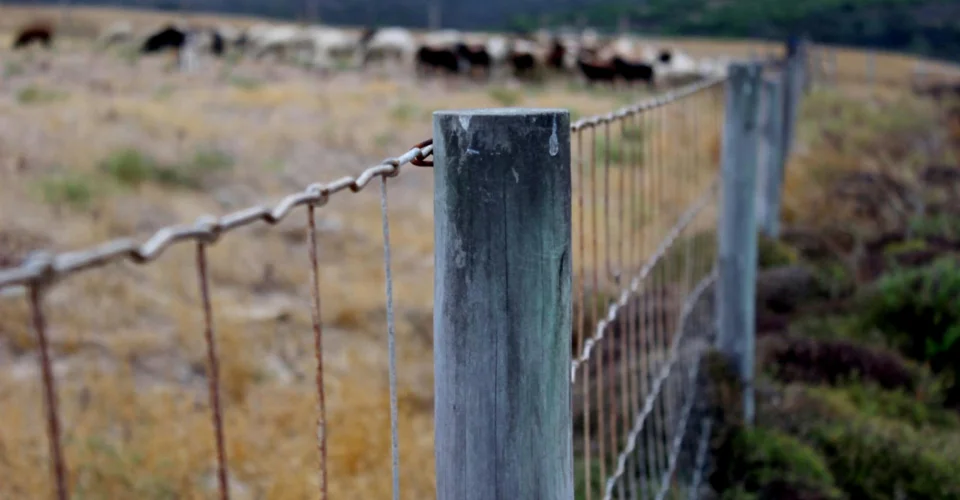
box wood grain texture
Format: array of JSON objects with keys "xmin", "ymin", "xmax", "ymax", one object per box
[{"xmin": 433, "ymin": 108, "xmax": 573, "ymax": 500}]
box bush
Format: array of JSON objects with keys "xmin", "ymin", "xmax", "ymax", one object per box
[
  {"xmin": 487, "ymin": 86, "xmax": 522, "ymax": 107},
  {"xmin": 711, "ymin": 426, "xmax": 841, "ymax": 500},
  {"xmin": 758, "ymin": 336, "xmax": 924, "ymax": 393},
  {"xmin": 857, "ymin": 257, "xmax": 960, "ymax": 404},
  {"xmin": 34, "ymin": 174, "xmax": 97, "ymax": 210},
  {"xmin": 99, "ymin": 147, "xmax": 233, "ymax": 190},
  {"xmin": 16, "ymin": 85, "xmax": 66, "ymax": 104},
  {"xmin": 806, "ymin": 385, "xmax": 958, "ymax": 431},
  {"xmin": 758, "ymin": 236, "xmax": 799, "ymax": 269},
  {"xmin": 807, "ymin": 417, "xmax": 960, "ymax": 500}
]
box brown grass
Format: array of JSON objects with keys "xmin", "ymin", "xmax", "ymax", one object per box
[{"xmin": 0, "ymin": 5, "xmax": 957, "ymax": 499}]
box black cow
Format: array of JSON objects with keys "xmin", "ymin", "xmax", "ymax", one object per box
[
  {"xmin": 510, "ymin": 52, "xmax": 538, "ymax": 78},
  {"xmin": 210, "ymin": 30, "xmax": 225, "ymax": 57},
  {"xmin": 455, "ymin": 43, "xmax": 492, "ymax": 79},
  {"xmin": 613, "ymin": 56, "xmax": 656, "ymax": 87},
  {"xmin": 577, "ymin": 58, "xmax": 618, "ymax": 85},
  {"xmin": 141, "ymin": 26, "xmax": 186, "ymax": 54},
  {"xmin": 415, "ymin": 45, "xmax": 463, "ymax": 76},
  {"xmin": 546, "ymin": 39, "xmax": 567, "ymax": 71},
  {"xmin": 13, "ymin": 22, "xmax": 54, "ymax": 50}
]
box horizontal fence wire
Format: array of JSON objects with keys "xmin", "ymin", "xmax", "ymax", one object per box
[
  {"xmin": 0, "ymin": 143, "xmax": 433, "ymax": 289},
  {"xmin": 570, "ymin": 76, "xmax": 726, "ymax": 500}
]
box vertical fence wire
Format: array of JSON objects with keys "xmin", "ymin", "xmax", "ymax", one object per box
[
  {"xmin": 569, "ymin": 79, "xmax": 730, "ymax": 500},
  {"xmin": 379, "ymin": 177, "xmax": 401, "ymax": 500},
  {"xmin": 196, "ymin": 241, "xmax": 230, "ymax": 500},
  {"xmin": 307, "ymin": 204, "xmax": 329, "ymax": 500},
  {"xmin": 28, "ymin": 281, "xmax": 68, "ymax": 500}
]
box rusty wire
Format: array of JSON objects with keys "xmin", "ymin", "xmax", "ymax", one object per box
[
  {"xmin": 196, "ymin": 242, "xmax": 230, "ymax": 500},
  {"xmin": 28, "ymin": 282, "xmax": 67, "ymax": 500},
  {"xmin": 306, "ymin": 205, "xmax": 329, "ymax": 500}
]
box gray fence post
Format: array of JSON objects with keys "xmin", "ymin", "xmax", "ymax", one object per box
[
  {"xmin": 433, "ymin": 108, "xmax": 573, "ymax": 500},
  {"xmin": 758, "ymin": 77, "xmax": 786, "ymax": 238},
  {"xmin": 717, "ymin": 63, "xmax": 763, "ymax": 425},
  {"xmin": 782, "ymin": 38, "xmax": 806, "ymax": 161}
]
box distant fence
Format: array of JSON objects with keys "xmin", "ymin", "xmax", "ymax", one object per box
[
  {"xmin": 809, "ymin": 42, "xmax": 960, "ymax": 90},
  {"xmin": 0, "ymin": 37, "xmax": 823, "ymax": 500}
]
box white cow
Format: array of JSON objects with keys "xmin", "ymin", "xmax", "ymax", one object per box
[{"xmin": 362, "ymin": 27, "xmax": 417, "ymax": 67}]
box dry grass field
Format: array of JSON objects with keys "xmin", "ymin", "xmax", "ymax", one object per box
[{"xmin": 0, "ymin": 5, "xmax": 956, "ymax": 500}]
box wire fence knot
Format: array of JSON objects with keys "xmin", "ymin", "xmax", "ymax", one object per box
[{"xmin": 411, "ymin": 138, "xmax": 434, "ymax": 167}]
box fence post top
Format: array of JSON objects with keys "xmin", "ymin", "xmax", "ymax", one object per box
[{"xmin": 433, "ymin": 108, "xmax": 570, "ymax": 118}]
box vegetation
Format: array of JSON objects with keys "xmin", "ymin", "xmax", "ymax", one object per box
[
  {"xmin": 98, "ymin": 147, "xmax": 233, "ymax": 190},
  {"xmin": 705, "ymin": 82, "xmax": 960, "ymax": 499},
  {"xmin": 516, "ymin": 0, "xmax": 960, "ymax": 63}
]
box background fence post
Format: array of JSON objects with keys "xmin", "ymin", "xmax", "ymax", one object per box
[
  {"xmin": 717, "ymin": 63, "xmax": 763, "ymax": 425},
  {"xmin": 782, "ymin": 38, "xmax": 806, "ymax": 161},
  {"xmin": 432, "ymin": 108, "xmax": 573, "ymax": 499},
  {"xmin": 757, "ymin": 76, "xmax": 786, "ymax": 238}
]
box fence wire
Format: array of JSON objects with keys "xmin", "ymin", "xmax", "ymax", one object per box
[
  {"xmin": 570, "ymin": 77, "xmax": 726, "ymax": 500},
  {"xmin": 0, "ymin": 143, "xmax": 432, "ymax": 500},
  {"xmin": 4, "ymin": 69, "xmax": 740, "ymax": 500}
]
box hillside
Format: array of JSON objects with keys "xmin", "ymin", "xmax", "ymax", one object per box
[
  {"xmin": 528, "ymin": 0, "xmax": 960, "ymax": 63},
  {"xmin": 9, "ymin": 0, "xmax": 960, "ymax": 62}
]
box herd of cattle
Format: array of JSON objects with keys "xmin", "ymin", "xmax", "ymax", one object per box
[{"xmin": 10, "ymin": 18, "xmax": 733, "ymax": 88}]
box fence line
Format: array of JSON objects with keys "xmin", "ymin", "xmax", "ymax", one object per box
[{"xmin": 3, "ymin": 35, "xmax": 932, "ymax": 499}]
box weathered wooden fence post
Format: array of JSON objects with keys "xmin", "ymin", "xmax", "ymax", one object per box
[
  {"xmin": 433, "ymin": 108, "xmax": 574, "ymax": 499},
  {"xmin": 717, "ymin": 63, "xmax": 763, "ymax": 425},
  {"xmin": 757, "ymin": 76, "xmax": 786, "ymax": 238}
]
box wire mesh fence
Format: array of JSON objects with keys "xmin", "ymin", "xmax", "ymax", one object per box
[
  {"xmin": 569, "ymin": 76, "xmax": 724, "ymax": 500},
  {"xmin": 0, "ymin": 143, "xmax": 433, "ymax": 500},
  {"xmin": 0, "ymin": 42, "xmax": 823, "ymax": 499}
]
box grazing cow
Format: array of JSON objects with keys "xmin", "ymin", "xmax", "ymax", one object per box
[
  {"xmin": 141, "ymin": 26, "xmax": 187, "ymax": 54},
  {"xmin": 510, "ymin": 52, "xmax": 538, "ymax": 78},
  {"xmin": 97, "ymin": 20, "xmax": 134, "ymax": 48},
  {"xmin": 577, "ymin": 57, "xmax": 618, "ymax": 85},
  {"xmin": 415, "ymin": 45, "xmax": 463, "ymax": 76},
  {"xmin": 210, "ymin": 30, "xmax": 226, "ymax": 57},
  {"xmin": 12, "ymin": 22, "xmax": 54, "ymax": 50},
  {"xmin": 613, "ymin": 56, "xmax": 656, "ymax": 87},
  {"xmin": 546, "ymin": 39, "xmax": 567, "ymax": 71},
  {"xmin": 456, "ymin": 43, "xmax": 492, "ymax": 79},
  {"xmin": 362, "ymin": 27, "xmax": 417, "ymax": 67}
]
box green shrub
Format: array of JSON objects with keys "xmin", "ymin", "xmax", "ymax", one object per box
[
  {"xmin": 758, "ymin": 235, "xmax": 799, "ymax": 269},
  {"xmin": 99, "ymin": 147, "xmax": 233, "ymax": 190},
  {"xmin": 17, "ymin": 85, "xmax": 66, "ymax": 104},
  {"xmin": 857, "ymin": 257, "xmax": 960, "ymax": 403},
  {"xmin": 807, "ymin": 384, "xmax": 958, "ymax": 431},
  {"xmin": 807, "ymin": 417, "xmax": 960, "ymax": 500},
  {"xmin": 34, "ymin": 174, "xmax": 97, "ymax": 209},
  {"xmin": 487, "ymin": 86, "xmax": 522, "ymax": 107},
  {"xmin": 711, "ymin": 426, "xmax": 841, "ymax": 499},
  {"xmin": 99, "ymin": 148, "xmax": 160, "ymax": 187}
]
